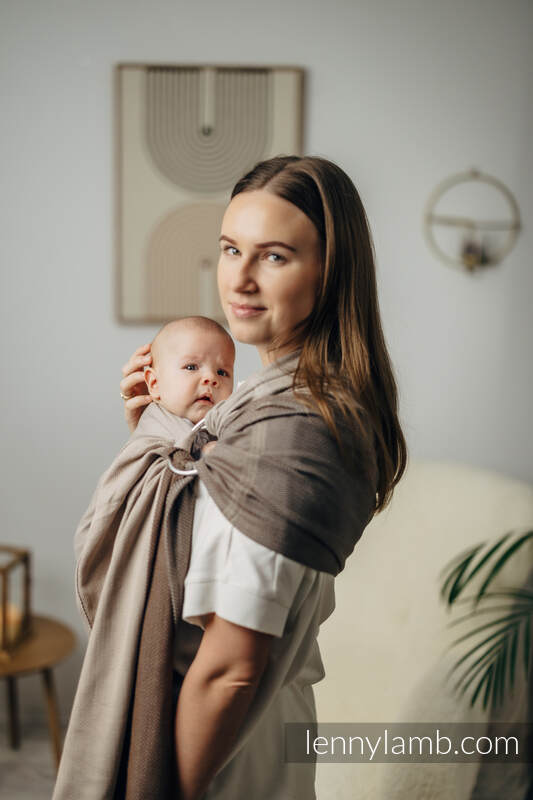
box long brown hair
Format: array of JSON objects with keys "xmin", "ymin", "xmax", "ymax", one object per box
[{"xmin": 231, "ymin": 155, "xmax": 408, "ymax": 515}]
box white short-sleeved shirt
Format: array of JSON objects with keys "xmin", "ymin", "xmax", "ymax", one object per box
[{"xmin": 173, "ymin": 478, "xmax": 336, "ymax": 800}]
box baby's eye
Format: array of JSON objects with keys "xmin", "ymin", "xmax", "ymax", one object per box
[
  {"xmin": 184, "ymin": 363, "xmax": 198, "ymax": 371},
  {"xmin": 266, "ymin": 252, "xmax": 285, "ymax": 264},
  {"xmin": 217, "ymin": 369, "xmax": 230, "ymax": 377}
]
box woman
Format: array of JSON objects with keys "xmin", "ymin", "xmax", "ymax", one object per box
[{"xmin": 120, "ymin": 155, "xmax": 407, "ymax": 799}]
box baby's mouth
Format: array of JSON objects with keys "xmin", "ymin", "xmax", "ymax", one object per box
[{"xmin": 195, "ymin": 394, "xmax": 214, "ymax": 404}]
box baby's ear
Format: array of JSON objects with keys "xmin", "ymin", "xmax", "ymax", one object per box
[{"xmin": 144, "ymin": 367, "xmax": 160, "ymax": 400}]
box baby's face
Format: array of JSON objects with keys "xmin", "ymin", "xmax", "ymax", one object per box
[{"xmin": 149, "ymin": 326, "xmax": 234, "ymax": 424}]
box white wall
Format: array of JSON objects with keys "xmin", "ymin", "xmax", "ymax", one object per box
[{"xmin": 1, "ymin": 0, "xmax": 531, "ymax": 728}]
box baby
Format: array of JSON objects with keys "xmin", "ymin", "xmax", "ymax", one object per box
[
  {"xmin": 144, "ymin": 315, "xmax": 235, "ymax": 425},
  {"xmin": 72, "ymin": 316, "xmax": 236, "ymax": 789}
]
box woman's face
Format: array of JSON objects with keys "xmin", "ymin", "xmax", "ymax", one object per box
[{"xmin": 217, "ymin": 190, "xmax": 323, "ymax": 365}]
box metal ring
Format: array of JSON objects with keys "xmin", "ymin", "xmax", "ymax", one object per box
[
  {"xmin": 166, "ymin": 416, "xmax": 208, "ymax": 475},
  {"xmin": 190, "ymin": 417, "xmax": 208, "ymax": 434},
  {"xmin": 166, "ymin": 461, "xmax": 198, "ymax": 476},
  {"xmin": 120, "ymin": 392, "xmax": 133, "ymax": 401}
]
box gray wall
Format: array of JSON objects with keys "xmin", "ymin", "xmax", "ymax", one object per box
[{"xmin": 1, "ymin": 0, "xmax": 531, "ymax": 726}]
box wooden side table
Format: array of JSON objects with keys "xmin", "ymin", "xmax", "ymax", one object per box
[{"xmin": 0, "ymin": 614, "xmax": 76, "ymax": 771}]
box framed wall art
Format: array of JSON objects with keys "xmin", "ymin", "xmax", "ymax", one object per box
[{"xmin": 114, "ymin": 63, "xmax": 304, "ymax": 323}]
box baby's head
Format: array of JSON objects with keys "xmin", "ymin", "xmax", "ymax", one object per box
[{"xmin": 144, "ymin": 316, "xmax": 235, "ymax": 425}]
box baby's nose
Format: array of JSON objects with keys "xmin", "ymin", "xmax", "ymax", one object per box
[{"xmin": 202, "ymin": 373, "xmax": 218, "ymax": 385}]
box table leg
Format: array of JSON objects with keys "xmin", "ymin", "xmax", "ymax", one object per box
[
  {"xmin": 41, "ymin": 667, "xmax": 62, "ymax": 770},
  {"xmin": 6, "ymin": 676, "xmax": 20, "ymax": 749}
]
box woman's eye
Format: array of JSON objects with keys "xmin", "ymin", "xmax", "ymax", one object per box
[
  {"xmin": 266, "ymin": 252, "xmax": 285, "ymax": 264},
  {"xmin": 184, "ymin": 364, "xmax": 198, "ymax": 371},
  {"xmin": 224, "ymin": 245, "xmax": 239, "ymax": 256}
]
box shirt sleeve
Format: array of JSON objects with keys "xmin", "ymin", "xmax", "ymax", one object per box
[{"xmin": 182, "ymin": 479, "xmax": 309, "ymax": 637}]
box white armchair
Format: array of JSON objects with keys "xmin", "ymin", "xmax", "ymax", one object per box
[{"xmin": 315, "ymin": 459, "xmax": 533, "ymax": 800}]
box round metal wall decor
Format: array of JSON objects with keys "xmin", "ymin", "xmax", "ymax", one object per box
[{"xmin": 423, "ymin": 169, "xmax": 521, "ymax": 272}]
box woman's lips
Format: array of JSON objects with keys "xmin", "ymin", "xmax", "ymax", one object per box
[{"xmin": 229, "ymin": 303, "xmax": 266, "ymax": 319}]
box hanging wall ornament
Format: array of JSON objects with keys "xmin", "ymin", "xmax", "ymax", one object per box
[{"xmin": 423, "ymin": 169, "xmax": 521, "ymax": 273}]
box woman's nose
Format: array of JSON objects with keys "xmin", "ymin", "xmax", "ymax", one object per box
[{"xmin": 229, "ymin": 254, "xmax": 258, "ymax": 292}]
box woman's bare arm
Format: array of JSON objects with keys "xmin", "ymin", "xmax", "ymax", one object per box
[{"xmin": 174, "ymin": 613, "xmax": 273, "ymax": 800}]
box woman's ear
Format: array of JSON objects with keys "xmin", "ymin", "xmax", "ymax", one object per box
[{"xmin": 144, "ymin": 367, "xmax": 160, "ymax": 401}]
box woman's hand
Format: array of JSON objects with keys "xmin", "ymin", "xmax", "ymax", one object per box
[
  {"xmin": 120, "ymin": 343, "xmax": 153, "ymax": 432},
  {"xmin": 201, "ymin": 441, "xmax": 218, "ymax": 456}
]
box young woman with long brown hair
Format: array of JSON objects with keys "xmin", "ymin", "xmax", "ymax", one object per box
[{"xmin": 118, "ymin": 155, "xmax": 407, "ymax": 799}]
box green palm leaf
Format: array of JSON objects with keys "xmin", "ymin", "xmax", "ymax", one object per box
[
  {"xmin": 439, "ymin": 528, "xmax": 533, "ymax": 711},
  {"xmin": 475, "ymin": 530, "xmax": 533, "ymax": 604},
  {"xmin": 522, "ymin": 614, "xmax": 531, "ymax": 675},
  {"xmin": 440, "ymin": 530, "xmax": 533, "ymax": 607},
  {"xmin": 451, "ymin": 620, "xmax": 524, "ymax": 710},
  {"xmin": 451, "ymin": 636, "xmax": 504, "ymax": 693}
]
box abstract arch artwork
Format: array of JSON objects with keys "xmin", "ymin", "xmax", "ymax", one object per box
[{"xmin": 115, "ymin": 63, "xmax": 304, "ymax": 323}]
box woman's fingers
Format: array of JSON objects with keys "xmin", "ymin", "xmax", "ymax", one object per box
[
  {"xmin": 120, "ymin": 343, "xmax": 153, "ymax": 432},
  {"xmin": 121, "ymin": 344, "xmax": 152, "ymax": 378},
  {"xmin": 120, "ymin": 371, "xmax": 149, "ymax": 398},
  {"xmin": 201, "ymin": 441, "xmax": 218, "ymax": 456},
  {"xmin": 121, "ymin": 353, "xmax": 152, "ymax": 378},
  {"xmin": 124, "ymin": 393, "xmax": 153, "ymax": 433},
  {"xmin": 125, "ymin": 393, "xmax": 153, "ymax": 410}
]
